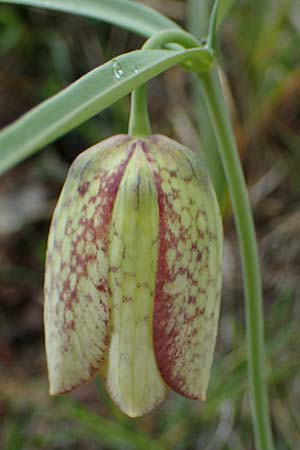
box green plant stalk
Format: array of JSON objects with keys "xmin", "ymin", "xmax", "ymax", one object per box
[
  {"xmin": 128, "ymin": 25, "xmax": 275, "ymax": 447},
  {"xmin": 128, "ymin": 86, "xmax": 151, "ymax": 137},
  {"xmin": 128, "ymin": 29, "xmax": 203, "ymax": 137},
  {"xmin": 187, "ymin": 0, "xmax": 227, "ymax": 206},
  {"xmin": 199, "ymin": 68, "xmax": 275, "ymax": 450}
]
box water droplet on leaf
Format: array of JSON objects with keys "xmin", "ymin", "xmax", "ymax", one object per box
[
  {"xmin": 113, "ymin": 61, "xmax": 124, "ymax": 79},
  {"xmin": 112, "ymin": 60, "xmax": 138, "ymax": 80}
]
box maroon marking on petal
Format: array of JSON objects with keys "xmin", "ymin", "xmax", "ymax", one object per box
[
  {"xmin": 188, "ymin": 296, "xmax": 196, "ymax": 305},
  {"xmin": 78, "ymin": 181, "xmax": 90, "ymax": 196},
  {"xmin": 143, "ymin": 147, "xmax": 178, "ymax": 384},
  {"xmin": 96, "ymin": 280, "xmax": 108, "ymax": 293},
  {"xmin": 48, "ymin": 140, "xmax": 138, "ymax": 392},
  {"xmin": 60, "ymin": 143, "xmax": 136, "ymax": 318},
  {"xmin": 141, "ymin": 139, "xmax": 209, "ymax": 400}
]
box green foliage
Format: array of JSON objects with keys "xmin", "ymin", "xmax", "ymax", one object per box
[
  {"xmin": 0, "ymin": 1, "xmax": 299, "ymax": 449},
  {"xmin": 187, "ymin": 0, "xmax": 228, "ymax": 206},
  {"xmin": 0, "ymin": 0, "xmax": 179, "ymax": 37},
  {"xmin": 0, "ymin": 47, "xmax": 212, "ymax": 174}
]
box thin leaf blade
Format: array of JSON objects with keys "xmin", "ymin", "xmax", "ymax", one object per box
[
  {"xmin": 0, "ymin": 0, "xmax": 180, "ymax": 37},
  {"xmin": 0, "ymin": 48, "xmax": 212, "ymax": 175},
  {"xmin": 187, "ymin": 0, "xmax": 228, "ymax": 206}
]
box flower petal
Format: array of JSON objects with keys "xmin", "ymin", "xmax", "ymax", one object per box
[
  {"xmin": 147, "ymin": 136, "xmax": 223, "ymax": 400},
  {"xmin": 44, "ymin": 135, "xmax": 133, "ymax": 395},
  {"xmin": 104, "ymin": 143, "xmax": 167, "ymax": 417}
]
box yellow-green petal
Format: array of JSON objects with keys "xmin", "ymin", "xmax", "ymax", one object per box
[
  {"xmin": 104, "ymin": 142, "xmax": 167, "ymax": 417},
  {"xmin": 44, "ymin": 135, "xmax": 132, "ymax": 395},
  {"xmin": 147, "ymin": 135, "xmax": 223, "ymax": 400}
]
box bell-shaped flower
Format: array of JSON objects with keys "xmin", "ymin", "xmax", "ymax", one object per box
[{"xmin": 44, "ymin": 134, "xmax": 223, "ymax": 417}]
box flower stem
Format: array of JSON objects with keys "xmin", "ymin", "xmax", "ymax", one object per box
[
  {"xmin": 128, "ymin": 29, "xmax": 201, "ymax": 137},
  {"xmin": 199, "ymin": 68, "xmax": 275, "ymax": 450},
  {"xmin": 129, "ymin": 23, "xmax": 275, "ymax": 448},
  {"xmin": 128, "ymin": 86, "xmax": 151, "ymax": 137},
  {"xmin": 143, "ymin": 29, "xmax": 201, "ymax": 50}
]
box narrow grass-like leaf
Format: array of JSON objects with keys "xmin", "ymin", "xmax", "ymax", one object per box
[
  {"xmin": 187, "ymin": 0, "xmax": 227, "ymax": 206},
  {"xmin": 216, "ymin": 0, "xmax": 236, "ymax": 29},
  {"xmin": 187, "ymin": 0, "xmax": 235, "ymax": 38},
  {"xmin": 0, "ymin": 0, "xmax": 180, "ymax": 37},
  {"xmin": 0, "ymin": 48, "xmax": 212, "ymax": 175},
  {"xmin": 61, "ymin": 400, "xmax": 168, "ymax": 450}
]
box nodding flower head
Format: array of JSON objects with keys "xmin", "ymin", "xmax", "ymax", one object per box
[{"xmin": 44, "ymin": 134, "xmax": 223, "ymax": 417}]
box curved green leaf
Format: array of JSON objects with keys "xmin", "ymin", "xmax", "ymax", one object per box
[
  {"xmin": 217, "ymin": 0, "xmax": 236, "ymax": 27},
  {"xmin": 0, "ymin": 0, "xmax": 180, "ymax": 37},
  {"xmin": 187, "ymin": 0, "xmax": 229, "ymax": 207},
  {"xmin": 0, "ymin": 48, "xmax": 212, "ymax": 174},
  {"xmin": 187, "ymin": 0, "xmax": 235, "ymax": 38}
]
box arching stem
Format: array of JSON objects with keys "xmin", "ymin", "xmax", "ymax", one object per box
[
  {"xmin": 128, "ymin": 86, "xmax": 151, "ymax": 137},
  {"xmin": 128, "ymin": 24, "xmax": 276, "ymax": 450},
  {"xmin": 199, "ymin": 68, "xmax": 275, "ymax": 450},
  {"xmin": 128, "ymin": 29, "xmax": 201, "ymax": 137}
]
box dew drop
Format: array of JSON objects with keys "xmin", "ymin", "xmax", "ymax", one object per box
[
  {"xmin": 112, "ymin": 60, "xmax": 138, "ymax": 80},
  {"xmin": 130, "ymin": 64, "xmax": 139, "ymax": 75},
  {"xmin": 113, "ymin": 60, "xmax": 124, "ymax": 79}
]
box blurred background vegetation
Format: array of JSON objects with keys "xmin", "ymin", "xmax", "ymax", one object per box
[{"xmin": 0, "ymin": 1, "xmax": 299, "ymax": 449}]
